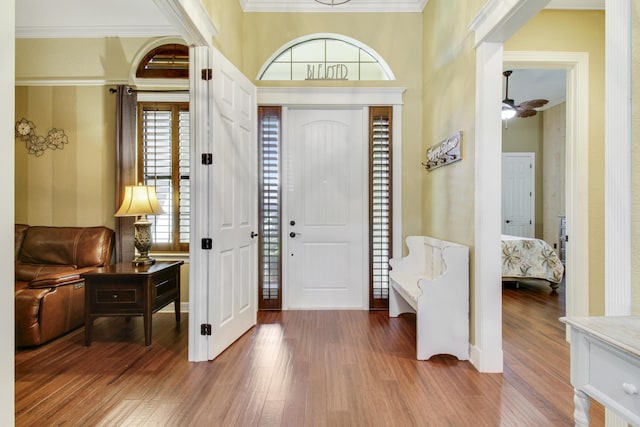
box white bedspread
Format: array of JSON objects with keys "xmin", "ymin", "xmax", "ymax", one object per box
[{"xmin": 501, "ymin": 235, "xmax": 565, "ymax": 284}]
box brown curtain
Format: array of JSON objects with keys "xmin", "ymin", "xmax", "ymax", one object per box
[{"xmin": 115, "ymin": 86, "xmax": 137, "ymax": 263}]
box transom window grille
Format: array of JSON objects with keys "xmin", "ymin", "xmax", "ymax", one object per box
[
  {"xmin": 137, "ymin": 103, "xmax": 190, "ymax": 252},
  {"xmin": 258, "ymin": 34, "xmax": 395, "ymax": 81},
  {"xmin": 370, "ymin": 106, "xmax": 392, "ymax": 309}
]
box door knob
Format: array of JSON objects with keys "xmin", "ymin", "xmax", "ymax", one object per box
[
  {"xmin": 505, "ymin": 220, "xmax": 512, "ymax": 223},
  {"xmin": 290, "ymin": 232, "xmax": 297, "ymax": 238},
  {"xmin": 250, "ymin": 231, "xmax": 258, "ymax": 239}
]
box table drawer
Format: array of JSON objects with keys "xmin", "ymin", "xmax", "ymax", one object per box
[
  {"xmin": 95, "ymin": 289, "xmax": 138, "ymax": 304},
  {"xmin": 589, "ymin": 341, "xmax": 640, "ymax": 419}
]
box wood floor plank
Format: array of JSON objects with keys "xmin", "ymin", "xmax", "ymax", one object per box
[{"xmin": 15, "ymin": 282, "xmax": 605, "ymax": 426}]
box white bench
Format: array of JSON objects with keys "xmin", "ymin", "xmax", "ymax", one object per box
[{"xmin": 389, "ymin": 236, "xmax": 469, "ymax": 361}]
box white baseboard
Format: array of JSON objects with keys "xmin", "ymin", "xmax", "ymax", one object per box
[
  {"xmin": 469, "ymin": 344, "xmax": 504, "ymax": 373},
  {"xmin": 158, "ymin": 302, "xmax": 189, "ymax": 314}
]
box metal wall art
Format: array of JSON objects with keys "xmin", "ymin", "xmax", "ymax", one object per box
[
  {"xmin": 15, "ymin": 118, "xmax": 68, "ymax": 157},
  {"xmin": 422, "ymin": 131, "xmax": 462, "ymax": 171}
]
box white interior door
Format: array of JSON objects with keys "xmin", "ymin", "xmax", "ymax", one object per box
[
  {"xmin": 285, "ymin": 108, "xmax": 367, "ymax": 309},
  {"xmin": 208, "ymin": 46, "xmax": 257, "ymax": 359},
  {"xmin": 502, "ymin": 152, "xmax": 535, "ymax": 237}
]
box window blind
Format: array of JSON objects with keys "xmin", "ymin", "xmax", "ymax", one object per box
[
  {"xmin": 258, "ymin": 107, "xmax": 282, "ymax": 310},
  {"xmin": 370, "ymin": 107, "xmax": 392, "ymax": 309},
  {"xmin": 138, "ymin": 103, "xmax": 189, "ymax": 251}
]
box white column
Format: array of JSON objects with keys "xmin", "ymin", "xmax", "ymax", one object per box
[
  {"xmin": 604, "ymin": 4, "xmax": 632, "ymax": 427},
  {"xmin": 604, "ymin": 0, "xmax": 631, "ymax": 316},
  {"xmin": 471, "ymin": 41, "xmax": 504, "ymax": 373}
]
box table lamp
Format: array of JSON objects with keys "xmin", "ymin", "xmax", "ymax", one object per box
[{"xmin": 115, "ymin": 184, "xmax": 164, "ymax": 266}]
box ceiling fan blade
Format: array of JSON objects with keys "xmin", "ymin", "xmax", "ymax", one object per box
[
  {"xmin": 518, "ymin": 99, "xmax": 549, "ymax": 110},
  {"xmin": 517, "ymin": 109, "xmax": 537, "ymax": 118}
]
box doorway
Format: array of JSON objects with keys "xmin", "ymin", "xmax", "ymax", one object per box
[
  {"xmin": 502, "ymin": 152, "xmax": 535, "ymax": 237},
  {"xmin": 285, "ymin": 108, "xmax": 367, "ymax": 309},
  {"xmin": 256, "ymin": 87, "xmax": 404, "ymax": 311}
]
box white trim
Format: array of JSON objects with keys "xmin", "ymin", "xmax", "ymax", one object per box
[
  {"xmin": 187, "ymin": 46, "xmax": 211, "ymax": 362},
  {"xmin": 240, "ymin": 0, "xmax": 426, "ymax": 13},
  {"xmin": 15, "ymin": 25, "xmax": 177, "ymax": 39},
  {"xmin": 256, "ymin": 33, "xmax": 396, "ymax": 81},
  {"xmin": 545, "ymin": 0, "xmax": 604, "ymax": 9},
  {"xmin": 159, "ymin": 301, "xmax": 190, "ymax": 313},
  {"xmin": 137, "ymin": 92, "xmax": 189, "ymax": 103},
  {"xmin": 469, "ymin": 0, "xmax": 552, "ymax": 47},
  {"xmin": 258, "ymin": 87, "xmax": 405, "ymax": 106},
  {"xmin": 604, "ymin": 0, "xmax": 632, "ymax": 316},
  {"xmin": 153, "ymin": 0, "xmax": 218, "ymax": 47},
  {"xmin": 15, "ymin": 79, "xmax": 124, "ymax": 87},
  {"xmin": 392, "ymin": 105, "xmax": 403, "ymax": 259},
  {"xmin": 129, "ymin": 36, "xmax": 190, "ymax": 86},
  {"xmin": 472, "ymin": 41, "xmax": 505, "ymax": 373}
]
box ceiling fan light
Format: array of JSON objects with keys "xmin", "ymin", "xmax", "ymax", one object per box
[{"xmin": 502, "ymin": 103, "xmax": 516, "ymax": 120}]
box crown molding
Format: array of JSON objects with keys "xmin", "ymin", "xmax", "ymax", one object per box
[
  {"xmin": 545, "ymin": 0, "xmax": 604, "ymax": 9},
  {"xmin": 16, "ymin": 25, "xmax": 177, "ymax": 39},
  {"xmin": 154, "ymin": 0, "xmax": 218, "ymax": 46},
  {"xmin": 240, "ymin": 0, "xmax": 426, "ymax": 13}
]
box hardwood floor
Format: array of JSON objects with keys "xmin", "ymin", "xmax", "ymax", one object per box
[{"xmin": 15, "ymin": 281, "xmax": 604, "ymax": 426}]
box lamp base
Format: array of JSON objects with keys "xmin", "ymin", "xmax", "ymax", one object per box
[
  {"xmin": 133, "ymin": 215, "xmax": 156, "ymax": 267},
  {"xmin": 132, "ymin": 255, "xmax": 156, "ymax": 266}
]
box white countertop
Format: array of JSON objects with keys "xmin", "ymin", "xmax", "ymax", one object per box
[{"xmin": 560, "ymin": 316, "xmax": 640, "ymax": 358}]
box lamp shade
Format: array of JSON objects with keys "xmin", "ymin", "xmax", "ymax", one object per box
[
  {"xmin": 115, "ymin": 184, "xmax": 164, "ymax": 217},
  {"xmin": 501, "ymin": 103, "xmax": 516, "ymax": 120}
]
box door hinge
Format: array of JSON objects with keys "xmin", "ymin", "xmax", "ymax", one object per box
[
  {"xmin": 202, "ymin": 153, "xmax": 213, "ymax": 165},
  {"xmin": 201, "ymin": 324, "xmax": 212, "ymax": 336},
  {"xmin": 565, "ymin": 235, "xmax": 569, "ymax": 242},
  {"xmin": 201, "ymin": 68, "xmax": 213, "ymax": 80},
  {"xmin": 201, "ymin": 238, "xmax": 213, "ymax": 250}
]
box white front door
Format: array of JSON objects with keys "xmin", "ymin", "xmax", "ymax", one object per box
[
  {"xmin": 502, "ymin": 152, "xmax": 535, "ymax": 237},
  {"xmin": 285, "ymin": 108, "xmax": 367, "ymax": 309},
  {"xmin": 207, "ymin": 46, "xmax": 257, "ymax": 360}
]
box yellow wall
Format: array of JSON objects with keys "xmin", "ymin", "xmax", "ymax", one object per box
[
  {"xmin": 15, "ymin": 86, "xmax": 116, "ymax": 228},
  {"xmin": 421, "ymin": 0, "xmax": 485, "ymax": 344},
  {"xmin": 421, "ymin": 0, "xmax": 484, "ymax": 246},
  {"xmin": 506, "ymin": 10, "xmax": 606, "ymax": 315},
  {"xmin": 202, "ymin": 0, "xmax": 244, "ymax": 68},
  {"xmin": 241, "ymin": 11, "xmax": 425, "ymax": 240},
  {"xmin": 15, "ymin": 38, "xmax": 153, "ymax": 82}
]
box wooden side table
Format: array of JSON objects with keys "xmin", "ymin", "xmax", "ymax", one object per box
[{"xmin": 82, "ymin": 261, "xmax": 183, "ymax": 346}]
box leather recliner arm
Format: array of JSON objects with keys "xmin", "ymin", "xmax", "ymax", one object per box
[{"xmin": 27, "ymin": 266, "xmax": 102, "ymax": 289}]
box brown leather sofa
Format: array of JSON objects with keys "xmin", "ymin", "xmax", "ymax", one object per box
[{"xmin": 15, "ymin": 224, "xmax": 115, "ymax": 347}]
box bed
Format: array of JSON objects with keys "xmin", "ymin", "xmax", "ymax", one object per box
[{"xmin": 501, "ymin": 235, "xmax": 565, "ymax": 289}]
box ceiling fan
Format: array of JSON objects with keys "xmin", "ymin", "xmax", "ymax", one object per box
[{"xmin": 502, "ymin": 70, "xmax": 549, "ymax": 119}]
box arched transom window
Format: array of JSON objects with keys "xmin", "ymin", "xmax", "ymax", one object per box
[{"xmin": 258, "ymin": 34, "xmax": 395, "ymax": 81}]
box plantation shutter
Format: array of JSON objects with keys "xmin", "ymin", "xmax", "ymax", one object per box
[
  {"xmin": 138, "ymin": 103, "xmax": 189, "ymax": 252},
  {"xmin": 258, "ymin": 106, "xmax": 282, "ymax": 310},
  {"xmin": 370, "ymin": 106, "xmax": 392, "ymax": 309}
]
